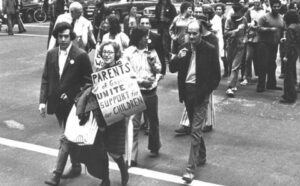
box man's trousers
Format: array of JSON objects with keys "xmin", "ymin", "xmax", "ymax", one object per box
[
  {"xmin": 184, "ymin": 84, "xmax": 207, "ymax": 171},
  {"xmin": 131, "ymin": 90, "xmax": 161, "ymax": 162},
  {"xmin": 257, "ymin": 42, "xmax": 279, "ymax": 89}
]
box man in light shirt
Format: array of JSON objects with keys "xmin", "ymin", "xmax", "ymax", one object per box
[
  {"xmin": 123, "ymin": 28, "xmax": 162, "ymax": 166},
  {"xmin": 48, "ymin": 2, "xmax": 96, "ymax": 52},
  {"xmin": 39, "ymin": 22, "xmax": 93, "ymax": 186},
  {"xmin": 169, "ymin": 20, "xmax": 220, "ymax": 183}
]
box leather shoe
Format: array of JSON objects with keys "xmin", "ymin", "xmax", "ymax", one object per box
[
  {"xmin": 266, "ymin": 86, "xmax": 282, "ymax": 90},
  {"xmin": 45, "ymin": 173, "xmax": 60, "ymax": 186},
  {"xmin": 202, "ymin": 125, "xmax": 212, "ymax": 133},
  {"xmin": 182, "ymin": 168, "xmax": 194, "ymax": 183},
  {"xmin": 18, "ymin": 29, "xmax": 26, "ymax": 33},
  {"xmin": 149, "ymin": 150, "xmax": 159, "ymax": 157},
  {"xmin": 174, "ymin": 126, "xmax": 191, "ymax": 135},
  {"xmin": 100, "ymin": 179, "xmax": 110, "ymax": 186},
  {"xmin": 279, "ymin": 99, "xmax": 295, "ymax": 104},
  {"xmin": 61, "ymin": 164, "xmax": 81, "ymax": 179},
  {"xmin": 126, "ymin": 160, "xmax": 138, "ymax": 167},
  {"xmin": 256, "ymin": 87, "xmax": 265, "ymax": 93}
]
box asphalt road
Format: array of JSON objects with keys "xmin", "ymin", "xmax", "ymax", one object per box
[{"xmin": 0, "ymin": 22, "xmax": 300, "ymax": 186}]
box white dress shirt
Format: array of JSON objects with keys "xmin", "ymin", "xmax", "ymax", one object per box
[
  {"xmin": 122, "ymin": 46, "xmax": 161, "ymax": 90},
  {"xmin": 58, "ymin": 43, "xmax": 72, "ymax": 78}
]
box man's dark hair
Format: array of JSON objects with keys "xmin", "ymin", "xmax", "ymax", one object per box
[
  {"xmin": 270, "ymin": 0, "xmax": 281, "ymax": 7},
  {"xmin": 129, "ymin": 28, "xmax": 148, "ymax": 47},
  {"xmin": 180, "ymin": 2, "xmax": 192, "ymax": 14},
  {"xmin": 108, "ymin": 15, "xmax": 121, "ymax": 36},
  {"xmin": 52, "ymin": 22, "xmax": 76, "ymax": 40},
  {"xmin": 158, "ymin": 0, "xmax": 172, "ymax": 6},
  {"xmin": 284, "ymin": 10, "xmax": 300, "ymax": 25},
  {"xmin": 139, "ymin": 15, "xmax": 152, "ymax": 27},
  {"xmin": 214, "ymin": 3, "xmax": 226, "ymax": 13}
]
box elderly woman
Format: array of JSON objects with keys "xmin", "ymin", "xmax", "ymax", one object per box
[
  {"xmin": 77, "ymin": 41, "xmax": 129, "ymax": 186},
  {"xmin": 169, "ymin": 1, "xmax": 195, "ymax": 53},
  {"xmin": 102, "ymin": 15, "xmax": 129, "ymax": 52}
]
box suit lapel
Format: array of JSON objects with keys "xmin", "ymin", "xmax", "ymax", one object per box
[{"xmin": 53, "ymin": 48, "xmax": 60, "ymax": 77}]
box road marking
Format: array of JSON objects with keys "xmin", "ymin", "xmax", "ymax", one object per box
[
  {"xmin": 24, "ymin": 24, "xmax": 49, "ymax": 28},
  {"xmin": 0, "ymin": 33, "xmax": 48, "ymax": 37},
  {"xmin": 3, "ymin": 120, "xmax": 24, "ymax": 130},
  {"xmin": 0, "ymin": 137, "xmax": 223, "ymax": 186}
]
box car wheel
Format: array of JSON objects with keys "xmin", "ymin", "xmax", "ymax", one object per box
[
  {"xmin": 34, "ymin": 9, "xmax": 47, "ymax": 23},
  {"xmin": 25, "ymin": 10, "xmax": 35, "ymax": 23}
]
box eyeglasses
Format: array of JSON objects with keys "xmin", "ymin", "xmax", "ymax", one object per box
[{"xmin": 102, "ymin": 51, "xmax": 115, "ymax": 55}]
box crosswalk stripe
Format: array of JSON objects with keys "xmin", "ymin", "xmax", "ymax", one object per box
[{"xmin": 0, "ymin": 136, "xmax": 223, "ymax": 186}]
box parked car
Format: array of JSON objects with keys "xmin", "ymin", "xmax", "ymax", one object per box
[
  {"xmin": 73, "ymin": 0, "xmax": 158, "ymax": 22},
  {"xmin": 20, "ymin": 0, "xmax": 45, "ymax": 23},
  {"xmin": 143, "ymin": 0, "xmax": 181, "ymax": 27}
]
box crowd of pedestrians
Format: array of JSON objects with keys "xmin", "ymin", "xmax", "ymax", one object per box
[{"xmin": 34, "ymin": 0, "xmax": 300, "ymax": 185}]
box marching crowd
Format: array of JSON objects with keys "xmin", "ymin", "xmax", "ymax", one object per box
[{"xmin": 22, "ymin": 0, "xmax": 300, "ymax": 185}]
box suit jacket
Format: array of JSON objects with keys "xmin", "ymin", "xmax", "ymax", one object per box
[
  {"xmin": 169, "ymin": 40, "xmax": 221, "ymax": 103},
  {"xmin": 2, "ymin": 0, "xmax": 17, "ymax": 14},
  {"xmin": 148, "ymin": 31, "xmax": 164, "ymax": 65},
  {"xmin": 39, "ymin": 44, "xmax": 93, "ymax": 115}
]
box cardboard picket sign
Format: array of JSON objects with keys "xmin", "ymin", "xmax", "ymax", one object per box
[
  {"xmin": 65, "ymin": 105, "xmax": 98, "ymax": 145},
  {"xmin": 91, "ymin": 62, "xmax": 146, "ymax": 126}
]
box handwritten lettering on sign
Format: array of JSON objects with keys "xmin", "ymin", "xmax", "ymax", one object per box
[{"xmin": 91, "ymin": 62, "xmax": 146, "ymax": 126}]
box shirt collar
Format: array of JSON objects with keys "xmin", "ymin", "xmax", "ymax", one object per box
[
  {"xmin": 59, "ymin": 43, "xmax": 72, "ymax": 56},
  {"xmin": 133, "ymin": 46, "xmax": 149, "ymax": 53}
]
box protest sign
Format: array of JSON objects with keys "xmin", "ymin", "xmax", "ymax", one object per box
[{"xmin": 91, "ymin": 62, "xmax": 146, "ymax": 126}]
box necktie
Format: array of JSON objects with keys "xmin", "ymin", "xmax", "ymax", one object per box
[{"xmin": 71, "ymin": 19, "xmax": 76, "ymax": 30}]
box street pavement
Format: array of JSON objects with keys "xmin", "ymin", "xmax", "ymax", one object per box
[{"xmin": 0, "ymin": 23, "xmax": 300, "ymax": 186}]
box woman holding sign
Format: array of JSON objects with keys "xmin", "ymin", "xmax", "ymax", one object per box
[{"xmin": 90, "ymin": 41, "xmax": 129, "ymax": 186}]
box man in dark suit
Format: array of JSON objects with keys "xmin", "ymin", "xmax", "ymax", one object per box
[
  {"xmin": 139, "ymin": 15, "xmax": 165, "ymax": 75},
  {"xmin": 39, "ymin": 22, "xmax": 93, "ymax": 186},
  {"xmin": 2, "ymin": 0, "xmax": 26, "ymax": 35},
  {"xmin": 169, "ymin": 20, "xmax": 220, "ymax": 183}
]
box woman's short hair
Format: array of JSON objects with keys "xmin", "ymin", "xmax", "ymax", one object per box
[
  {"xmin": 284, "ymin": 10, "xmax": 300, "ymax": 26},
  {"xmin": 52, "ymin": 22, "xmax": 76, "ymax": 40},
  {"xmin": 129, "ymin": 28, "xmax": 148, "ymax": 47},
  {"xmin": 180, "ymin": 2, "xmax": 192, "ymax": 14},
  {"xmin": 108, "ymin": 15, "xmax": 121, "ymax": 36},
  {"xmin": 99, "ymin": 41, "xmax": 122, "ymax": 61}
]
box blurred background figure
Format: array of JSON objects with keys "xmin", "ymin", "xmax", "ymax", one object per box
[
  {"xmin": 123, "ymin": 6, "xmax": 141, "ymax": 37},
  {"xmin": 102, "ymin": 15, "xmax": 129, "ymax": 52},
  {"xmin": 92, "ymin": 0, "xmax": 111, "ymax": 40},
  {"xmin": 2, "ymin": 0, "xmax": 26, "ymax": 35},
  {"xmin": 211, "ymin": 3, "xmax": 226, "ymax": 76},
  {"xmin": 241, "ymin": 0, "xmax": 265, "ymax": 86},
  {"xmin": 43, "ymin": 0, "xmax": 69, "ymax": 47},
  {"xmin": 280, "ymin": 10, "xmax": 300, "ymax": 104},
  {"xmin": 155, "ymin": 0, "xmax": 177, "ymax": 65},
  {"xmin": 169, "ymin": 1, "xmax": 195, "ymax": 54},
  {"xmin": 48, "ymin": 2, "xmax": 96, "ymax": 52}
]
